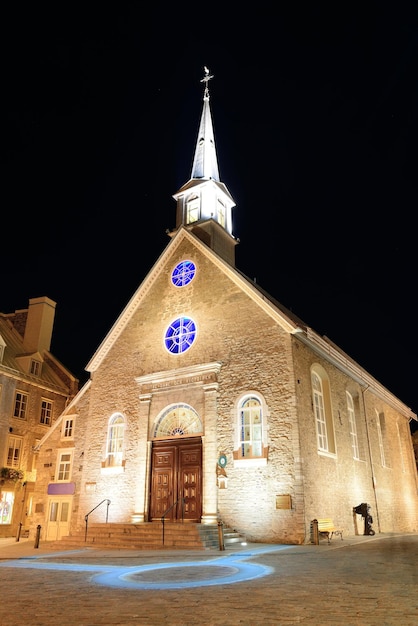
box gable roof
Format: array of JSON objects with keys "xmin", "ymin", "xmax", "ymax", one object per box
[
  {"xmin": 86, "ymin": 226, "xmax": 301, "ymax": 374},
  {"xmin": 84, "ymin": 226, "xmax": 416, "ymax": 421},
  {"xmin": 0, "ymin": 313, "xmax": 78, "ymax": 395}
]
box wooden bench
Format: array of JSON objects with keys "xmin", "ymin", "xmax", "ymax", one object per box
[{"xmin": 313, "ymin": 518, "xmax": 343, "ymax": 544}]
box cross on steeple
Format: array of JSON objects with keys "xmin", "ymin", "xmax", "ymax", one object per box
[{"xmin": 200, "ymin": 66, "xmax": 214, "ymax": 99}]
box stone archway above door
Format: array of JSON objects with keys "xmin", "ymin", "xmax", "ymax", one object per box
[{"xmin": 135, "ymin": 362, "xmax": 222, "ymax": 526}]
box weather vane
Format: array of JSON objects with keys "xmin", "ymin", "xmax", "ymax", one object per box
[{"xmin": 200, "ymin": 66, "xmax": 214, "ymax": 98}]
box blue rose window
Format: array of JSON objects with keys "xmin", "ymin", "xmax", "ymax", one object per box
[
  {"xmin": 171, "ymin": 261, "xmax": 196, "ymax": 287},
  {"xmin": 164, "ymin": 317, "xmax": 196, "ymax": 354}
]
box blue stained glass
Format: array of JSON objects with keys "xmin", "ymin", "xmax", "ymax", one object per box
[
  {"xmin": 171, "ymin": 261, "xmax": 196, "ymax": 287},
  {"xmin": 165, "ymin": 317, "xmax": 196, "ymax": 354}
]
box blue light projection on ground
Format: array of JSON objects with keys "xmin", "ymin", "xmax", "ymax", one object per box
[{"xmin": 0, "ymin": 546, "xmax": 289, "ymax": 590}]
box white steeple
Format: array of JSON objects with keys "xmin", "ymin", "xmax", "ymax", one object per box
[
  {"xmin": 190, "ymin": 66, "xmax": 220, "ymax": 181},
  {"xmin": 171, "ymin": 67, "xmax": 238, "ymax": 266}
]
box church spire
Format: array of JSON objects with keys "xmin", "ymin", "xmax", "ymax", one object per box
[
  {"xmin": 190, "ymin": 67, "xmax": 219, "ymax": 181},
  {"xmin": 171, "ymin": 67, "xmax": 238, "ymax": 266}
]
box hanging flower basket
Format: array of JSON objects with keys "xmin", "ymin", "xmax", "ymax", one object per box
[{"xmin": 0, "ymin": 467, "xmax": 24, "ymax": 482}]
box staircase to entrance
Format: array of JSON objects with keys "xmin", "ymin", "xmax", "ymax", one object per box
[{"xmin": 50, "ymin": 522, "xmax": 245, "ymax": 551}]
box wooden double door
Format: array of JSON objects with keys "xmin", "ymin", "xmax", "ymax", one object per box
[{"xmin": 150, "ymin": 438, "xmax": 202, "ymax": 522}]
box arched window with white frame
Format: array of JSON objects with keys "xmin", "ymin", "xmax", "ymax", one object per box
[
  {"xmin": 376, "ymin": 410, "xmax": 390, "ymax": 468},
  {"xmin": 311, "ymin": 365, "xmax": 336, "ymax": 455},
  {"xmin": 346, "ymin": 391, "xmax": 360, "ymax": 459},
  {"xmin": 104, "ymin": 413, "xmax": 125, "ymax": 469},
  {"xmin": 234, "ymin": 393, "xmax": 268, "ymax": 466}
]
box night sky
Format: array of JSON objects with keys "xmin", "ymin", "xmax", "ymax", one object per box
[{"xmin": 4, "ymin": 5, "xmax": 418, "ymax": 431}]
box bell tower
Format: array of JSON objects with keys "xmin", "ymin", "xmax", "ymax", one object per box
[{"xmin": 170, "ymin": 67, "xmax": 238, "ymax": 266}]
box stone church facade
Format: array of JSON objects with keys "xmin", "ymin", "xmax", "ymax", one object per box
[{"xmin": 30, "ymin": 72, "xmax": 418, "ymax": 544}]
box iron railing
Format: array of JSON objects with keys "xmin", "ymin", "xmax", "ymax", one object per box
[
  {"xmin": 84, "ymin": 499, "xmax": 111, "ymax": 542},
  {"xmin": 161, "ymin": 497, "xmax": 185, "ymax": 545}
]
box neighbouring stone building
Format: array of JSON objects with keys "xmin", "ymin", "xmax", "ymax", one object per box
[
  {"xmin": 25, "ymin": 71, "xmax": 418, "ymax": 544},
  {"xmin": 0, "ymin": 297, "xmax": 78, "ymax": 537}
]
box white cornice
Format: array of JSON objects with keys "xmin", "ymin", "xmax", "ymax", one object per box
[
  {"xmin": 293, "ymin": 328, "xmax": 417, "ymax": 421},
  {"xmin": 173, "ymin": 178, "xmax": 235, "ymax": 204},
  {"xmin": 135, "ymin": 361, "xmax": 222, "ymax": 387}
]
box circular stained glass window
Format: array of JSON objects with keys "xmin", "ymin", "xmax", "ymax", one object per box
[
  {"xmin": 164, "ymin": 317, "xmax": 196, "ymax": 354},
  {"xmin": 171, "ymin": 260, "xmax": 196, "ymax": 287}
]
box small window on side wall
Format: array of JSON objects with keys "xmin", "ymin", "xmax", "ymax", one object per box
[
  {"xmin": 56, "ymin": 450, "xmax": 73, "ymax": 481},
  {"xmin": 61, "ymin": 417, "xmax": 75, "ymax": 439},
  {"xmin": 7, "ymin": 436, "xmax": 22, "ymax": 468},
  {"xmin": 40, "ymin": 399, "xmax": 53, "ymax": 426},
  {"xmin": 13, "ymin": 392, "xmax": 28, "ymax": 420}
]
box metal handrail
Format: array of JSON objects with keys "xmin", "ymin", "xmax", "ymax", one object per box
[
  {"xmin": 161, "ymin": 497, "xmax": 185, "ymax": 545},
  {"xmin": 84, "ymin": 499, "xmax": 111, "ymax": 542}
]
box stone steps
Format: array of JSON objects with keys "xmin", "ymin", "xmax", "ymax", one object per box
[{"xmin": 52, "ymin": 522, "xmax": 245, "ymax": 551}]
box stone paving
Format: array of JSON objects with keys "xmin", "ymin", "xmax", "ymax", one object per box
[{"xmin": 0, "ymin": 533, "xmax": 417, "ymax": 625}]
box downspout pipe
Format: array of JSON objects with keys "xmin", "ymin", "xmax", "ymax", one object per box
[{"xmin": 361, "ymin": 385, "xmax": 381, "ymax": 533}]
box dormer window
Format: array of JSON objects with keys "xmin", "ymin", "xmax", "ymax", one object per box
[
  {"xmin": 30, "ymin": 359, "xmax": 41, "ymax": 376},
  {"xmin": 186, "ymin": 195, "xmax": 200, "ymax": 224}
]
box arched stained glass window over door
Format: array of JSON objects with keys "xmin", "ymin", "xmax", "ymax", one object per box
[{"xmin": 153, "ymin": 404, "xmax": 202, "ymax": 439}]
